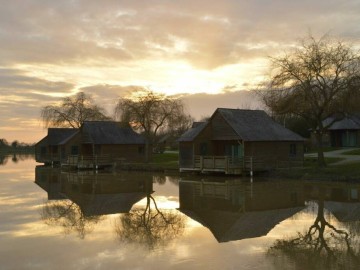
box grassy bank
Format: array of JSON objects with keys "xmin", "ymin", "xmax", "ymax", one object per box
[
  {"xmin": 268, "ymin": 161, "xmax": 360, "ymax": 181},
  {"xmin": 117, "ymin": 152, "xmax": 179, "ymax": 172},
  {"xmin": 118, "ymin": 151, "xmax": 360, "ymax": 181}
]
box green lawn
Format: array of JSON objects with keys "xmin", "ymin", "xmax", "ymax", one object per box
[
  {"xmin": 341, "ymin": 148, "xmax": 360, "ymax": 155},
  {"xmin": 152, "ymin": 152, "xmax": 179, "ymax": 163},
  {"xmin": 304, "ymin": 157, "xmax": 345, "ymax": 167},
  {"xmin": 306, "ymin": 147, "xmax": 342, "ymax": 154}
]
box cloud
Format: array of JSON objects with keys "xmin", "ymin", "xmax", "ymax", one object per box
[
  {"xmin": 1, "ymin": 0, "xmax": 360, "ymax": 142},
  {"xmin": 1, "ymin": 1, "xmax": 359, "ymax": 68},
  {"xmin": 180, "ymin": 89, "xmax": 264, "ymax": 120},
  {"xmin": 0, "ymin": 69, "xmax": 76, "ymax": 142}
]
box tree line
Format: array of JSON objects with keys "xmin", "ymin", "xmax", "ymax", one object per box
[{"xmin": 0, "ymin": 138, "xmax": 35, "ymax": 153}]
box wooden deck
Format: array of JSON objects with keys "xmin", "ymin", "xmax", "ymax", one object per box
[
  {"xmin": 35, "ymin": 153, "xmax": 62, "ymax": 164},
  {"xmin": 180, "ymin": 155, "xmax": 303, "ymax": 175},
  {"xmin": 61, "ymin": 155, "xmax": 114, "ymax": 170}
]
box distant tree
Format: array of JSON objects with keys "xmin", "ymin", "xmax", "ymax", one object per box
[
  {"xmin": 11, "ymin": 140, "xmax": 18, "ymax": 148},
  {"xmin": 0, "ymin": 139, "xmax": 9, "ymax": 149},
  {"xmin": 274, "ymin": 114, "xmax": 312, "ymax": 138},
  {"xmin": 41, "ymin": 92, "xmax": 110, "ymax": 128},
  {"xmin": 115, "ymin": 89, "xmax": 192, "ymax": 161},
  {"xmin": 261, "ymin": 34, "xmax": 360, "ymax": 167}
]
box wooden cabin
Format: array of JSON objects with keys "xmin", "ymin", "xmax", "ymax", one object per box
[
  {"xmin": 178, "ymin": 108, "xmax": 304, "ymax": 175},
  {"xmin": 311, "ymin": 115, "xmax": 360, "ymax": 147},
  {"xmin": 35, "ymin": 121, "xmax": 147, "ymax": 168},
  {"xmin": 35, "ymin": 128, "xmax": 78, "ymax": 164}
]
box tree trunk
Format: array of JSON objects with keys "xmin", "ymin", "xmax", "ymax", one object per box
[{"xmin": 315, "ymin": 132, "xmax": 327, "ymax": 167}]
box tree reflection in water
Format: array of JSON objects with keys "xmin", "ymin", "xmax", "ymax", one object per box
[
  {"xmin": 114, "ymin": 194, "xmax": 185, "ymax": 250},
  {"xmin": 268, "ymin": 188, "xmax": 360, "ymax": 270},
  {"xmin": 41, "ymin": 200, "xmax": 104, "ymax": 239}
]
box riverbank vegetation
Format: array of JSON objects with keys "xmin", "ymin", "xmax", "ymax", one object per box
[{"xmin": 0, "ymin": 138, "xmax": 35, "ymax": 154}]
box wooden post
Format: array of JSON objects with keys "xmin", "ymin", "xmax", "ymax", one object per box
[{"xmin": 250, "ymin": 156, "xmax": 253, "ymax": 177}]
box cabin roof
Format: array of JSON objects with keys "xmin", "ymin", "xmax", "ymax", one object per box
[
  {"xmin": 81, "ymin": 121, "xmax": 145, "ymax": 144},
  {"xmin": 177, "ymin": 121, "xmax": 208, "ymax": 142},
  {"xmin": 217, "ymin": 108, "xmax": 304, "ymax": 141},
  {"xmin": 323, "ymin": 115, "xmax": 360, "ymax": 130},
  {"xmin": 36, "ymin": 128, "xmax": 78, "ymax": 146}
]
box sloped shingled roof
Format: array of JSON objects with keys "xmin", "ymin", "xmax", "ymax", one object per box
[
  {"xmin": 177, "ymin": 121, "xmax": 208, "ymax": 142},
  {"xmin": 178, "ymin": 108, "xmax": 304, "ymax": 142},
  {"xmin": 217, "ymin": 108, "xmax": 304, "ymax": 141},
  {"xmin": 323, "ymin": 115, "xmax": 360, "ymax": 130},
  {"xmin": 82, "ymin": 121, "xmax": 145, "ymax": 144},
  {"xmin": 37, "ymin": 128, "xmax": 79, "ymax": 146}
]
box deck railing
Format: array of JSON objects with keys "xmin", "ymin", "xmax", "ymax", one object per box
[
  {"xmin": 35, "ymin": 153, "xmax": 62, "ymax": 163},
  {"xmin": 190, "ymin": 155, "xmax": 303, "ymax": 174},
  {"xmin": 62, "ymin": 155, "xmax": 113, "ymax": 169}
]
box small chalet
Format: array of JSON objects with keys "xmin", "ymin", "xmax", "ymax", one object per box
[
  {"xmin": 35, "ymin": 128, "xmax": 79, "ymax": 164},
  {"xmin": 178, "ymin": 108, "xmax": 304, "ymax": 175},
  {"xmin": 311, "ymin": 115, "xmax": 360, "ymax": 147},
  {"xmin": 35, "ymin": 121, "xmax": 147, "ymax": 168}
]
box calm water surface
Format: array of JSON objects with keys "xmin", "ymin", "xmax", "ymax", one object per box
[{"xmin": 1, "ymin": 155, "xmax": 360, "ymax": 270}]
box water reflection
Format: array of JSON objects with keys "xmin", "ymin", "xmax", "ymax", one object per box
[
  {"xmin": 1, "ymin": 153, "xmax": 35, "ymax": 165},
  {"xmin": 269, "ymin": 182, "xmax": 360, "ymax": 269},
  {"xmin": 32, "ymin": 164, "xmax": 360, "ymax": 268},
  {"xmin": 35, "ymin": 166, "xmax": 185, "ymax": 247},
  {"xmin": 114, "ymin": 191, "xmax": 185, "ymax": 250},
  {"xmin": 179, "ymin": 179, "xmax": 305, "ymax": 242}
]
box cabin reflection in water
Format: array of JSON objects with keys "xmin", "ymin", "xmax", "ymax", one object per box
[
  {"xmin": 179, "ymin": 179, "xmax": 360, "ymax": 245},
  {"xmin": 35, "ymin": 166, "xmax": 153, "ymax": 216},
  {"xmin": 179, "ymin": 180, "xmax": 306, "ymax": 242}
]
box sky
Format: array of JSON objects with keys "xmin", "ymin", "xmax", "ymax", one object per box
[{"xmin": 1, "ymin": 0, "xmax": 360, "ymax": 143}]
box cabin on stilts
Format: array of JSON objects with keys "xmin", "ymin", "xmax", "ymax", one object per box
[
  {"xmin": 35, "ymin": 121, "xmax": 147, "ymax": 170},
  {"xmin": 178, "ymin": 108, "xmax": 304, "ymax": 175}
]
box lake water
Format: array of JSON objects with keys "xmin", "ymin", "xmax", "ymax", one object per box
[{"xmin": 1, "ymin": 155, "xmax": 360, "ymax": 270}]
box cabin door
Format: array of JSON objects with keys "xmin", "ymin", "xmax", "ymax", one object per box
[
  {"xmin": 225, "ymin": 144, "xmax": 244, "ymax": 161},
  {"xmin": 232, "ymin": 144, "xmax": 244, "ymax": 158},
  {"xmin": 341, "ymin": 131, "xmax": 357, "ymax": 147}
]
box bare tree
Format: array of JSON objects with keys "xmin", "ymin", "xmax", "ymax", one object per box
[
  {"xmin": 41, "ymin": 92, "xmax": 110, "ymax": 128},
  {"xmin": 114, "ymin": 89, "xmax": 192, "ymax": 161},
  {"xmin": 261, "ymin": 34, "xmax": 360, "ymax": 166}
]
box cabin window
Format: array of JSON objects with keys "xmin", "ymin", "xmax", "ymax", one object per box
[
  {"xmin": 351, "ymin": 189, "xmax": 358, "ymax": 200},
  {"xmin": 138, "ymin": 146, "xmax": 145, "ymax": 154},
  {"xmin": 200, "ymin": 143, "xmax": 208, "ymax": 155},
  {"xmin": 71, "ymin": 145, "xmax": 79, "ymax": 155},
  {"xmin": 289, "ymin": 144, "xmax": 297, "ymax": 157},
  {"xmin": 225, "ymin": 144, "xmax": 244, "ymax": 158}
]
